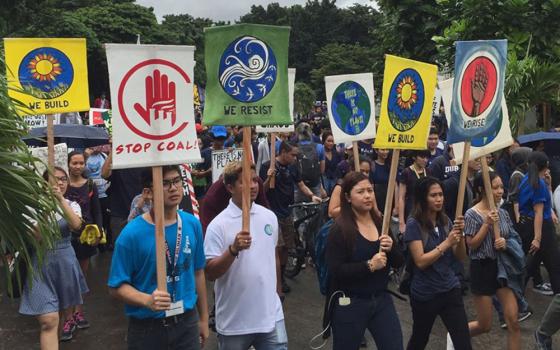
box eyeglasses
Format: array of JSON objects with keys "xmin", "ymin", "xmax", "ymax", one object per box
[
  {"xmin": 162, "ymin": 176, "xmax": 183, "ymax": 190},
  {"xmin": 55, "ymin": 176, "xmax": 68, "ymax": 182}
]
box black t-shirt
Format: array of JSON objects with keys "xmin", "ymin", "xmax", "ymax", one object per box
[
  {"xmin": 107, "ymin": 168, "xmax": 147, "ymax": 218},
  {"xmin": 398, "ymin": 167, "xmax": 430, "ymax": 218},
  {"xmin": 357, "ymin": 141, "xmax": 376, "ymax": 161},
  {"xmin": 260, "ymin": 160, "xmax": 301, "ymax": 219}
]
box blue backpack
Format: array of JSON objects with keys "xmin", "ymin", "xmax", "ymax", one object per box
[{"xmin": 314, "ymin": 219, "xmax": 334, "ymax": 295}]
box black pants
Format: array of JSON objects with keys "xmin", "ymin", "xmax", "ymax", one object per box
[
  {"xmin": 407, "ymin": 288, "xmax": 471, "ymax": 350},
  {"xmin": 518, "ymin": 218, "xmax": 560, "ymax": 294},
  {"xmin": 332, "ymin": 292, "xmax": 403, "ymax": 350},
  {"xmin": 127, "ymin": 309, "xmax": 200, "ymax": 350},
  {"xmin": 99, "ymin": 197, "xmax": 111, "ymax": 245}
]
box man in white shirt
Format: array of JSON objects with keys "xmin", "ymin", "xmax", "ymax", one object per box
[{"xmin": 204, "ymin": 161, "xmax": 287, "ymax": 350}]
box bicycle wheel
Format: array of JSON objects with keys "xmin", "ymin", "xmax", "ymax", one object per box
[{"xmin": 285, "ymin": 247, "xmax": 304, "ymax": 279}]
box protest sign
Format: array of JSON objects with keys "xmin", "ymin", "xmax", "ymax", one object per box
[
  {"xmin": 325, "ymin": 73, "xmax": 376, "ymax": 144},
  {"xmin": 374, "ymin": 55, "xmax": 438, "ymax": 150},
  {"xmin": 4, "ymin": 38, "xmax": 90, "ymax": 116},
  {"xmin": 203, "ymin": 24, "xmax": 291, "ymax": 126},
  {"xmin": 432, "ymin": 85, "xmax": 441, "ymax": 116},
  {"xmin": 24, "ymin": 114, "xmax": 48, "ymax": 128},
  {"xmin": 256, "ymin": 68, "xmax": 296, "ymax": 133},
  {"xmin": 30, "ymin": 143, "xmax": 68, "ymax": 175},
  {"xmin": 212, "ymin": 149, "xmax": 244, "ymax": 183},
  {"xmin": 446, "ymin": 40, "xmax": 508, "ymax": 144},
  {"xmin": 105, "ymin": 44, "xmax": 200, "ymax": 169},
  {"xmin": 89, "ymin": 108, "xmax": 110, "ymax": 126},
  {"xmin": 440, "ymin": 78, "xmax": 513, "ymax": 164}
]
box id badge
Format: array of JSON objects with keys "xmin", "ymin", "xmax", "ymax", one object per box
[{"xmin": 165, "ymin": 300, "xmax": 184, "ymax": 317}]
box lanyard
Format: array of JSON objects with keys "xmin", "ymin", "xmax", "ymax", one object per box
[{"xmin": 165, "ymin": 214, "xmax": 182, "ymax": 279}]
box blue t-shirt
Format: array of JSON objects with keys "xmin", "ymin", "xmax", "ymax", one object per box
[
  {"xmin": 518, "ymin": 176, "xmax": 552, "ymax": 220},
  {"xmin": 108, "ymin": 210, "xmax": 205, "ymax": 319},
  {"xmin": 403, "ymin": 217, "xmax": 460, "ymax": 302}
]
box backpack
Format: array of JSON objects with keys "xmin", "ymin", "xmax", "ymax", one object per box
[
  {"xmin": 314, "ymin": 219, "xmax": 334, "ymax": 295},
  {"xmin": 298, "ymin": 142, "xmax": 321, "ymax": 187}
]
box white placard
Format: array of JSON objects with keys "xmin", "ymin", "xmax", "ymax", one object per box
[
  {"xmin": 106, "ymin": 44, "xmax": 200, "ymax": 169},
  {"xmin": 432, "ymin": 85, "xmax": 441, "ymax": 116},
  {"xmin": 256, "ymin": 68, "xmax": 296, "ymax": 133},
  {"xmin": 440, "ymin": 78, "xmax": 513, "ymax": 164},
  {"xmin": 325, "ymin": 73, "xmax": 376, "ymax": 143},
  {"xmin": 30, "ymin": 143, "xmax": 68, "ymax": 175},
  {"xmin": 24, "ymin": 114, "xmax": 48, "ymax": 128},
  {"xmin": 212, "ymin": 149, "xmax": 243, "ymax": 183}
]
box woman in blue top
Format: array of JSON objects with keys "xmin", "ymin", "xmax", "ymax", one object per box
[
  {"xmin": 322, "ymin": 132, "xmax": 342, "ymax": 195},
  {"xmin": 518, "ymin": 151, "xmax": 560, "ymax": 294},
  {"xmin": 404, "ymin": 177, "xmax": 471, "ymax": 350},
  {"xmin": 464, "ymin": 172, "xmax": 520, "ymax": 350}
]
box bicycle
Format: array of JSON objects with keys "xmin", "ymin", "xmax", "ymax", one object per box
[{"xmin": 285, "ymin": 198, "xmax": 329, "ymax": 279}]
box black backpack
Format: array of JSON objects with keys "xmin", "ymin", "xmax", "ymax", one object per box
[
  {"xmin": 398, "ymin": 224, "xmax": 437, "ymax": 295},
  {"xmin": 298, "ymin": 142, "xmax": 321, "ymax": 187}
]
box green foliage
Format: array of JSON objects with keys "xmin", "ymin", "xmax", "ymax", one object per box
[
  {"xmin": 294, "ymin": 82, "xmax": 316, "ymax": 117},
  {"xmin": 0, "ymin": 56, "xmax": 60, "ymax": 294}
]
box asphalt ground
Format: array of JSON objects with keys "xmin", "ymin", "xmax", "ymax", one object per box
[{"xmin": 1, "ymin": 251, "xmax": 559, "ymax": 349}]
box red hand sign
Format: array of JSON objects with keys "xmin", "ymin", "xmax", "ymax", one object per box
[{"xmin": 134, "ymin": 69, "xmax": 177, "ymax": 127}]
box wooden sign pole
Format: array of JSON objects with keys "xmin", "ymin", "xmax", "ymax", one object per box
[
  {"xmin": 480, "ymin": 155, "xmax": 501, "ymax": 240},
  {"xmin": 380, "ymin": 149, "xmax": 400, "ymax": 236},
  {"xmin": 242, "ymin": 126, "xmax": 252, "ymax": 233},
  {"xmin": 152, "ymin": 166, "xmax": 167, "ymax": 291},
  {"xmin": 352, "ymin": 141, "xmax": 360, "ymax": 172},
  {"xmin": 269, "ymin": 132, "xmax": 277, "ymax": 188},
  {"xmin": 454, "ymin": 141, "xmax": 471, "ymax": 219},
  {"xmin": 47, "ymin": 114, "xmax": 55, "ymax": 182}
]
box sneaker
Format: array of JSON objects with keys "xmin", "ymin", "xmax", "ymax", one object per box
[
  {"xmin": 499, "ymin": 318, "xmax": 507, "ymax": 329},
  {"xmin": 534, "ymin": 329, "xmax": 552, "ymax": 350},
  {"xmin": 533, "ymin": 283, "xmax": 554, "ymax": 296},
  {"xmin": 360, "ymin": 336, "xmax": 367, "ymax": 348},
  {"xmin": 518, "ymin": 309, "xmax": 533, "ymax": 322},
  {"xmin": 446, "ymin": 333, "xmax": 455, "ymax": 350},
  {"xmin": 60, "ymin": 318, "xmax": 77, "ymax": 341},
  {"xmin": 73, "ymin": 311, "xmax": 90, "ymax": 329}
]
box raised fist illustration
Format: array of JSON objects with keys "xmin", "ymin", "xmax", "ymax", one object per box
[
  {"xmin": 470, "ymin": 63, "xmax": 488, "ymax": 117},
  {"xmin": 134, "ymin": 69, "xmax": 177, "ymax": 127}
]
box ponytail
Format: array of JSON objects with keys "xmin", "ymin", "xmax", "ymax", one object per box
[{"xmin": 527, "ymin": 151, "xmax": 549, "ymax": 189}]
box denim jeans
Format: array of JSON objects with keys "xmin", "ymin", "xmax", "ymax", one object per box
[
  {"xmin": 127, "ymin": 308, "xmax": 200, "ymax": 350},
  {"xmin": 332, "ymin": 292, "xmax": 403, "ymax": 350},
  {"xmin": 217, "ymin": 319, "xmax": 288, "ymax": 350}
]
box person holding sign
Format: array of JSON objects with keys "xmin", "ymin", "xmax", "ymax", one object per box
[
  {"xmin": 205, "ymin": 162, "xmax": 286, "ymax": 349},
  {"xmin": 463, "ymin": 172, "xmax": 522, "ymax": 350},
  {"xmin": 398, "ymin": 150, "xmax": 431, "ymax": 234},
  {"xmin": 108, "ymin": 165, "xmax": 209, "ymax": 350},
  {"xmin": 404, "ymin": 177, "xmax": 470, "ymax": 350}
]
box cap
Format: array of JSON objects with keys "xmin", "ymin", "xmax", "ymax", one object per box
[{"xmin": 210, "ymin": 125, "xmax": 227, "ymax": 138}]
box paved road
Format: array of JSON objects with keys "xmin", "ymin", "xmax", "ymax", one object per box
[{"xmin": 0, "ymin": 251, "xmax": 558, "ymax": 349}]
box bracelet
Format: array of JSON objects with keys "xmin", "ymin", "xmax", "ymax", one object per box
[
  {"xmin": 228, "ymin": 245, "xmax": 239, "ymax": 258},
  {"xmin": 534, "ymin": 238, "xmax": 541, "ymax": 242},
  {"xmin": 435, "ymin": 246, "xmax": 444, "ymax": 256},
  {"xmin": 367, "ymin": 259, "xmax": 375, "ymax": 272}
]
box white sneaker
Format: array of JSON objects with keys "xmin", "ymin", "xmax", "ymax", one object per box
[{"xmin": 446, "ymin": 333, "xmax": 455, "ymax": 350}]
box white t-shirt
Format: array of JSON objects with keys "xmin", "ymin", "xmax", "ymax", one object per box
[{"xmin": 204, "ymin": 200, "xmax": 284, "ymax": 336}]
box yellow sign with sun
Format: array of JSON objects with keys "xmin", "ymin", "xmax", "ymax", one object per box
[
  {"xmin": 374, "ymin": 55, "xmax": 438, "ymax": 150},
  {"xmin": 4, "ymin": 38, "xmax": 90, "ymax": 116}
]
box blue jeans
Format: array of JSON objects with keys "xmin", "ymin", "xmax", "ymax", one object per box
[
  {"xmin": 322, "ymin": 176, "xmax": 337, "ymax": 196},
  {"xmin": 332, "ymin": 292, "xmax": 403, "ymax": 350},
  {"xmin": 217, "ymin": 319, "xmax": 288, "ymax": 350}
]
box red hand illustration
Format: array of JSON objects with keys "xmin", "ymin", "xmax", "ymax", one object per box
[
  {"xmin": 134, "ymin": 69, "xmax": 177, "ymax": 127},
  {"xmin": 470, "ymin": 64, "xmax": 488, "ymax": 117}
]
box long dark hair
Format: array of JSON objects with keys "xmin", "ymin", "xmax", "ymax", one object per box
[
  {"xmin": 410, "ymin": 176, "xmax": 448, "ymax": 233},
  {"xmin": 336, "ymin": 171, "xmax": 381, "ymax": 247},
  {"xmin": 527, "ymin": 151, "xmax": 549, "ymax": 189},
  {"xmin": 472, "ymin": 171, "xmax": 499, "ymax": 205}
]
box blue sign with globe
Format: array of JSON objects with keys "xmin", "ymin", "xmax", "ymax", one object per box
[
  {"xmin": 331, "ymin": 81, "xmax": 371, "ymax": 135},
  {"xmin": 388, "ymin": 68, "xmax": 425, "ymax": 132},
  {"xmin": 218, "ymin": 36, "xmax": 277, "ymax": 103},
  {"xmin": 18, "ymin": 47, "xmax": 74, "ymax": 99}
]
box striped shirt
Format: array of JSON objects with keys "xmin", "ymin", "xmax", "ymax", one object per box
[{"xmin": 464, "ymin": 208, "xmax": 515, "ymax": 260}]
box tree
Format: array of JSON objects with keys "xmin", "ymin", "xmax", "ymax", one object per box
[
  {"xmin": 0, "ymin": 57, "xmax": 59, "ymax": 293},
  {"xmin": 294, "ymin": 82, "xmax": 316, "ymax": 117}
]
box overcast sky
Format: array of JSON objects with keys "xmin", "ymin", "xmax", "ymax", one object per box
[{"xmin": 136, "ymin": 0, "xmax": 377, "ymax": 22}]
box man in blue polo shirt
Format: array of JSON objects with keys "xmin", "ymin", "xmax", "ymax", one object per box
[{"xmin": 108, "ymin": 165, "xmax": 209, "ymax": 350}]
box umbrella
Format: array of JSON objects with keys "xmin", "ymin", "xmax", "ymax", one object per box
[
  {"xmin": 23, "ymin": 124, "xmax": 109, "ymax": 148},
  {"xmin": 517, "ymin": 131, "xmax": 560, "ymax": 144}
]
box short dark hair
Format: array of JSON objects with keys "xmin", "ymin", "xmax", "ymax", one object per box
[
  {"xmin": 223, "ymin": 161, "xmax": 256, "ymax": 187},
  {"xmin": 279, "ymin": 141, "xmax": 297, "ymax": 154},
  {"xmin": 141, "ymin": 165, "xmax": 181, "ymax": 188},
  {"xmin": 429, "ymin": 127, "xmax": 439, "ymax": 135},
  {"xmin": 68, "ymin": 150, "xmax": 84, "ymax": 163}
]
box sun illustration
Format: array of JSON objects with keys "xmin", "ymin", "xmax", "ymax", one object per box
[
  {"xmin": 27, "ymin": 54, "xmax": 62, "ymax": 82},
  {"xmin": 396, "ymin": 76, "xmax": 418, "ymax": 110}
]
